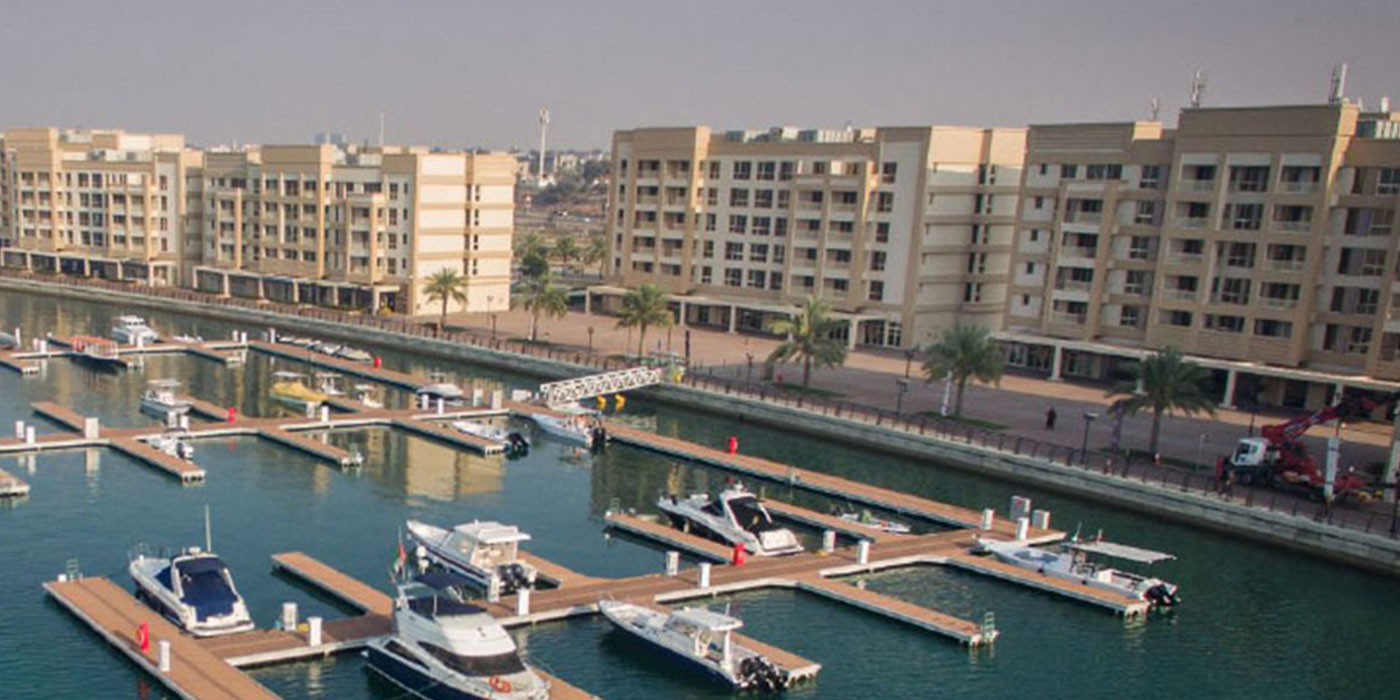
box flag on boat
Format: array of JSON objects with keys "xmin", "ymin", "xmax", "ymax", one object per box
[{"xmin": 393, "ymin": 539, "xmax": 406, "ymax": 576}]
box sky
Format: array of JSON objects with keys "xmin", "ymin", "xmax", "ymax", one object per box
[{"xmin": 1, "ymin": 0, "xmax": 1398, "ymax": 151}]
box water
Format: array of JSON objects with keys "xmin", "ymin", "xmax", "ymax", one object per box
[{"xmin": 1, "ymin": 289, "xmax": 1397, "ymax": 700}]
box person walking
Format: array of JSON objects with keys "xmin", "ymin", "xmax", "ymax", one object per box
[{"xmin": 1045, "ymin": 406, "xmax": 1058, "ymax": 431}]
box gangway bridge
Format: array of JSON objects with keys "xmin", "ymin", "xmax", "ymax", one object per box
[{"xmin": 539, "ymin": 366, "xmax": 664, "ymax": 407}]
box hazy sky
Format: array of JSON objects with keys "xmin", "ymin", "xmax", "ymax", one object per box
[{"xmin": 2, "ymin": 0, "xmax": 1397, "ymax": 150}]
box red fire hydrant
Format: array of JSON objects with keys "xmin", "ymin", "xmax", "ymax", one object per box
[
  {"xmin": 227, "ymin": 406, "xmax": 238, "ymax": 423},
  {"xmin": 726, "ymin": 436, "xmax": 738, "ymax": 454}
]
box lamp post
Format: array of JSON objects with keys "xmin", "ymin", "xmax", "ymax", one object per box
[
  {"xmin": 903, "ymin": 348, "xmax": 917, "ymax": 379},
  {"xmin": 745, "ymin": 352, "xmax": 754, "ymax": 385},
  {"xmin": 1081, "ymin": 411, "xmax": 1098, "ymax": 464},
  {"xmin": 487, "ymin": 294, "xmax": 497, "ymax": 340},
  {"xmin": 896, "ymin": 378, "xmax": 910, "ymax": 417},
  {"xmin": 587, "ymin": 326, "xmax": 595, "ymax": 353},
  {"xmin": 1195, "ymin": 433, "xmax": 1211, "ymax": 471}
]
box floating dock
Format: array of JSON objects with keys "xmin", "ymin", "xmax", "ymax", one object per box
[
  {"xmin": 32, "ymin": 401, "xmax": 88, "ymax": 432},
  {"xmin": 794, "ymin": 574, "xmax": 995, "ymax": 645},
  {"xmin": 257, "ymin": 427, "xmax": 355, "ymax": 468},
  {"xmin": 944, "ymin": 552, "xmax": 1150, "ymax": 616},
  {"xmin": 761, "ymin": 498, "xmax": 903, "ymax": 543},
  {"xmin": 110, "ymin": 436, "xmax": 207, "ymax": 483},
  {"xmin": 604, "ymin": 511, "xmax": 735, "ymax": 562},
  {"xmin": 180, "ymin": 396, "xmax": 232, "ymax": 422},
  {"xmin": 0, "ymin": 467, "xmax": 30, "ymax": 497},
  {"xmin": 0, "ymin": 351, "xmax": 40, "ymax": 375},
  {"xmin": 391, "ymin": 417, "xmax": 506, "ymax": 455},
  {"xmin": 251, "ymin": 340, "xmax": 424, "ymax": 390}
]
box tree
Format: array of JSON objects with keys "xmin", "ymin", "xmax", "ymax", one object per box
[
  {"xmin": 553, "ymin": 236, "xmax": 580, "ymax": 272},
  {"xmin": 515, "ymin": 231, "xmax": 547, "ymax": 261},
  {"xmin": 514, "ymin": 273, "xmax": 569, "ymax": 342},
  {"xmin": 921, "ymin": 323, "xmax": 1003, "ymax": 418},
  {"xmin": 583, "ymin": 233, "xmax": 608, "ymax": 277},
  {"xmin": 519, "ymin": 248, "xmax": 550, "ymax": 281},
  {"xmin": 422, "ymin": 268, "xmax": 467, "ymax": 333},
  {"xmin": 581, "ymin": 160, "xmax": 611, "ymax": 183},
  {"xmin": 766, "ymin": 296, "xmax": 847, "ymax": 387},
  {"xmin": 1107, "ymin": 346, "xmax": 1216, "ymax": 456},
  {"xmin": 615, "ymin": 283, "xmax": 673, "ymax": 357}
]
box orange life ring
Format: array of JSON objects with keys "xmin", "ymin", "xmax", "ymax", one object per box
[{"xmin": 489, "ymin": 676, "xmax": 512, "ymax": 693}]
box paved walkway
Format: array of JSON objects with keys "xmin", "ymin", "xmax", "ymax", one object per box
[{"xmin": 434, "ymin": 308, "xmax": 1395, "ymax": 473}]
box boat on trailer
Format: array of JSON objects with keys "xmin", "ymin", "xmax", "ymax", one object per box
[
  {"xmin": 597, "ymin": 601, "xmax": 788, "ymax": 692},
  {"xmin": 406, "ymin": 520, "xmax": 538, "ymax": 597},
  {"xmin": 974, "ymin": 532, "xmax": 1181, "ymax": 608},
  {"xmin": 657, "ymin": 483, "xmax": 804, "ymax": 556}
]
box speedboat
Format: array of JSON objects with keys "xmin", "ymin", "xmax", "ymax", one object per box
[
  {"xmin": 315, "ymin": 372, "xmax": 347, "ymax": 397},
  {"xmin": 656, "ymin": 483, "xmax": 804, "ymax": 556},
  {"xmin": 71, "ymin": 336, "xmax": 127, "ymax": 369},
  {"xmin": 974, "ymin": 532, "xmax": 1181, "ymax": 608},
  {"xmin": 364, "ymin": 571, "xmax": 549, "ymax": 700},
  {"xmin": 837, "ymin": 508, "xmax": 911, "ymax": 535},
  {"xmin": 598, "ymin": 601, "xmax": 789, "ymax": 692},
  {"xmin": 334, "ymin": 346, "xmax": 374, "ymax": 363},
  {"xmin": 140, "ymin": 379, "xmax": 192, "ymax": 420},
  {"xmin": 270, "ymin": 371, "xmax": 328, "ymax": 410},
  {"xmin": 406, "ymin": 520, "xmax": 537, "ymax": 597},
  {"xmin": 128, "ymin": 511, "xmax": 254, "ymax": 638},
  {"xmin": 0, "ymin": 330, "xmax": 17, "ymax": 350},
  {"xmin": 112, "ymin": 315, "xmax": 160, "ymax": 345},
  {"xmin": 418, "ymin": 372, "xmax": 466, "ymax": 406},
  {"xmin": 146, "ymin": 431, "xmax": 195, "ymax": 461},
  {"xmin": 451, "ymin": 420, "xmax": 530, "ymax": 457},
  {"xmin": 354, "ymin": 383, "xmax": 385, "ymax": 409},
  {"xmin": 527, "ymin": 408, "xmax": 602, "ymax": 448}
]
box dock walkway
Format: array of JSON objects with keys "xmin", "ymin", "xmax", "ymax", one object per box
[
  {"xmin": 32, "ymin": 401, "xmax": 87, "ymax": 432},
  {"xmin": 604, "ymin": 512, "xmax": 735, "ymax": 562},
  {"xmin": 794, "ymin": 574, "xmax": 994, "ymax": 645},
  {"xmin": 944, "ymin": 553, "xmax": 1149, "ymax": 616},
  {"xmin": 0, "ymin": 467, "xmax": 30, "ymax": 497},
  {"xmin": 110, "ymin": 436, "xmax": 207, "ymax": 483},
  {"xmin": 391, "ymin": 417, "xmax": 504, "ymax": 455},
  {"xmin": 257, "ymin": 428, "xmax": 355, "ymax": 467},
  {"xmin": 180, "ymin": 396, "xmax": 231, "ymax": 422},
  {"xmin": 271, "ymin": 551, "xmax": 392, "ymax": 616},
  {"xmin": 251, "ymin": 340, "xmax": 423, "ymax": 390},
  {"xmin": 761, "ymin": 498, "xmax": 902, "ymax": 543}
]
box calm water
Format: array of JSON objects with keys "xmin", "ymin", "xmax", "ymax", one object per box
[{"xmin": 1, "ymin": 289, "xmax": 1396, "ymax": 700}]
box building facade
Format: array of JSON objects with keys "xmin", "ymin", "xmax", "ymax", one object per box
[
  {"xmin": 600, "ymin": 125, "xmax": 1025, "ymax": 349},
  {"xmin": 0, "ymin": 128, "xmax": 515, "ymax": 316},
  {"xmin": 1002, "ymin": 103, "xmax": 1400, "ymax": 408}
]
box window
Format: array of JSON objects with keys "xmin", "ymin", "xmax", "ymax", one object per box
[
  {"xmin": 724, "ymin": 242, "xmax": 744, "ymax": 261},
  {"xmin": 724, "ymin": 268, "xmax": 742, "ymax": 287},
  {"xmin": 1060, "ymin": 164, "xmax": 1079, "ymax": 179},
  {"xmin": 1323, "ymin": 324, "xmax": 1372, "ymax": 354},
  {"xmin": 1254, "ymin": 319, "xmax": 1292, "ymax": 339},
  {"xmin": 1223, "ymin": 242, "xmax": 1256, "ymax": 268},
  {"xmin": 704, "ymin": 213, "xmax": 717, "ymax": 232},
  {"xmin": 751, "ymin": 216, "xmax": 771, "ymax": 236},
  {"xmin": 770, "ymin": 272, "xmax": 784, "ymax": 290},
  {"xmin": 1379, "ymin": 168, "xmax": 1400, "ymax": 195},
  {"xmin": 778, "ymin": 161, "xmax": 795, "ymax": 181},
  {"xmin": 747, "ymin": 269, "xmax": 767, "ymax": 288},
  {"xmin": 963, "ymin": 282, "xmax": 982, "ymax": 302},
  {"xmin": 729, "ymin": 188, "xmax": 749, "ymax": 207},
  {"xmin": 1204, "ymin": 314, "xmax": 1246, "ymax": 333},
  {"xmin": 881, "ymin": 162, "xmax": 897, "ymax": 184},
  {"xmin": 754, "ymin": 190, "xmax": 774, "ymax": 208},
  {"xmin": 706, "ymin": 161, "xmax": 720, "ymax": 179},
  {"xmin": 868, "ymin": 280, "xmax": 885, "ymax": 301},
  {"xmin": 870, "ymin": 251, "xmax": 887, "ymax": 271},
  {"xmin": 1128, "ymin": 236, "xmax": 1154, "ymax": 260},
  {"xmin": 1139, "ymin": 165, "xmax": 1164, "ymax": 189},
  {"xmin": 1344, "ymin": 208, "xmax": 1393, "ymax": 237},
  {"xmin": 1330, "ymin": 287, "xmax": 1380, "ymax": 315},
  {"xmin": 702, "ymin": 240, "xmax": 714, "ymax": 258},
  {"xmin": 1120, "ymin": 306, "xmax": 1142, "ymax": 328},
  {"xmin": 1213, "ymin": 277, "xmax": 1251, "ymax": 305},
  {"xmin": 1029, "ymin": 229, "xmax": 1041, "ymax": 242},
  {"xmin": 749, "ymin": 243, "xmax": 768, "ymax": 262},
  {"xmin": 732, "ymin": 161, "xmax": 752, "ymax": 180},
  {"xmin": 700, "ymin": 265, "xmax": 713, "ymax": 285},
  {"xmin": 1224, "ymin": 203, "xmax": 1263, "ymax": 230},
  {"xmin": 1134, "ymin": 201, "xmax": 1162, "ymax": 226},
  {"xmin": 774, "ymin": 218, "xmax": 788, "ymax": 237},
  {"xmin": 1124, "ymin": 270, "xmax": 1151, "ymax": 295},
  {"xmin": 773, "ymin": 245, "xmax": 785, "ymax": 263},
  {"xmin": 1337, "ymin": 248, "xmax": 1387, "ymax": 276},
  {"xmin": 757, "ymin": 161, "xmax": 776, "ymax": 181},
  {"xmin": 728, "ymin": 215, "xmax": 747, "ymax": 234},
  {"xmin": 1161, "ymin": 310, "xmax": 1193, "ymax": 327},
  {"xmin": 876, "ymin": 192, "xmax": 894, "ymax": 212},
  {"xmin": 1085, "ymin": 164, "xmax": 1122, "ymax": 181},
  {"xmin": 1228, "ymin": 165, "xmax": 1271, "ymax": 192}
]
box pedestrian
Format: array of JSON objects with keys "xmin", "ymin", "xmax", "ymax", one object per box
[{"xmin": 1044, "ymin": 406, "xmax": 1057, "ymax": 431}]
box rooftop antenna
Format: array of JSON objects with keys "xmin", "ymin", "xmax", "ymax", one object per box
[
  {"xmin": 1149, "ymin": 97, "xmax": 1161, "ymax": 121},
  {"xmin": 1189, "ymin": 70, "xmax": 1206, "ymax": 108},
  {"xmin": 538, "ymin": 108, "xmax": 550, "ymax": 181},
  {"xmin": 378, "ymin": 112, "xmax": 386, "ymax": 146},
  {"xmin": 1329, "ymin": 63, "xmax": 1348, "ymax": 105}
]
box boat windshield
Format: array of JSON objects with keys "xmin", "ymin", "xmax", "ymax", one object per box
[
  {"xmin": 175, "ymin": 558, "xmax": 239, "ymax": 620},
  {"xmin": 419, "ymin": 642, "xmax": 526, "ymax": 677},
  {"xmin": 728, "ymin": 496, "xmax": 780, "ymax": 533}
]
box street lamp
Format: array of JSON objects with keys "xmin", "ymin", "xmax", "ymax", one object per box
[
  {"xmin": 487, "ymin": 294, "xmax": 497, "ymax": 339},
  {"xmin": 904, "ymin": 348, "xmax": 917, "ymax": 379},
  {"xmin": 587, "ymin": 326, "xmax": 595, "ymax": 353},
  {"xmin": 1195, "ymin": 432, "xmax": 1211, "ymax": 471},
  {"xmin": 745, "ymin": 352, "xmax": 755, "ymax": 385},
  {"xmin": 1081, "ymin": 411, "xmax": 1098, "ymax": 464},
  {"xmin": 896, "ymin": 378, "xmax": 910, "ymax": 417}
]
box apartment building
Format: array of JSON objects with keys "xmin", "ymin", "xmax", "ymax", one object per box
[
  {"xmin": 1002, "ymin": 102, "xmax": 1400, "ymax": 409},
  {"xmin": 0, "ymin": 128, "xmax": 515, "ymax": 316},
  {"xmin": 0, "ymin": 128, "xmax": 193, "ymax": 285},
  {"xmin": 598, "ymin": 125, "xmax": 1025, "ymax": 350}
]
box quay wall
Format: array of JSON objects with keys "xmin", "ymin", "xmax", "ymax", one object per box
[{"xmin": 6, "ymin": 276, "xmax": 1399, "ymax": 576}]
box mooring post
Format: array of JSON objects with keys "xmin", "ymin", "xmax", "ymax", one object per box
[
  {"xmin": 856, "ymin": 539, "xmax": 871, "ymax": 565},
  {"xmin": 516, "ymin": 587, "xmax": 531, "ymax": 616},
  {"xmin": 698, "ymin": 562, "xmax": 712, "ymax": 589},
  {"xmin": 1032, "ymin": 509, "xmax": 1051, "ymax": 531},
  {"xmin": 281, "ymin": 602, "xmax": 298, "ymax": 630},
  {"xmin": 14, "ymin": 420, "xmax": 23, "ymax": 439},
  {"xmin": 665, "ymin": 550, "xmax": 680, "ymax": 576},
  {"xmin": 1015, "ymin": 517, "xmax": 1030, "ymax": 541},
  {"xmin": 307, "ymin": 616, "xmax": 323, "ymax": 646},
  {"xmin": 980, "ymin": 508, "xmax": 995, "ymax": 531},
  {"xmin": 157, "ymin": 639, "xmax": 171, "ymax": 672},
  {"xmin": 822, "ymin": 529, "xmax": 837, "ymax": 553},
  {"xmin": 24, "ymin": 426, "xmax": 35, "ymax": 445}
]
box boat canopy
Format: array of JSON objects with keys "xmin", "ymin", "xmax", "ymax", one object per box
[
  {"xmin": 672, "ymin": 607, "xmax": 744, "ymax": 632},
  {"xmin": 414, "ymin": 570, "xmax": 479, "ymax": 591},
  {"xmin": 1067, "ymin": 540, "xmax": 1175, "ymax": 564},
  {"xmin": 452, "ymin": 521, "xmax": 531, "ymax": 544},
  {"xmin": 174, "ymin": 556, "xmax": 239, "ymax": 620}
]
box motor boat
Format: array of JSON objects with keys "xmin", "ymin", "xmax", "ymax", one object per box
[
  {"xmin": 140, "ymin": 379, "xmax": 192, "ymax": 421},
  {"xmin": 417, "ymin": 372, "xmax": 466, "ymax": 406},
  {"xmin": 354, "ymin": 383, "xmax": 385, "ymax": 409},
  {"xmin": 170, "ymin": 334, "xmax": 205, "ymax": 345},
  {"xmin": 269, "ymin": 371, "xmax": 328, "ymax": 411},
  {"xmin": 71, "ymin": 336, "xmax": 127, "ymax": 369},
  {"xmin": 334, "ymin": 346, "xmax": 374, "ymax": 363},
  {"xmin": 974, "ymin": 532, "xmax": 1181, "ymax": 608},
  {"xmin": 598, "ymin": 601, "xmax": 788, "ymax": 692},
  {"xmin": 146, "ymin": 431, "xmax": 195, "ymax": 461},
  {"xmin": 450, "ymin": 420, "xmax": 530, "ymax": 457},
  {"xmin": 656, "ymin": 483, "xmax": 803, "ymax": 557},
  {"xmin": 0, "ymin": 330, "xmax": 17, "ymax": 350},
  {"xmin": 112, "ymin": 315, "xmax": 160, "ymax": 345},
  {"xmin": 128, "ymin": 510, "xmax": 254, "ymax": 637},
  {"xmin": 526, "ymin": 407, "xmax": 602, "ymax": 448},
  {"xmin": 837, "ymin": 508, "xmax": 912, "ymax": 535},
  {"xmin": 315, "ymin": 372, "xmax": 347, "ymax": 397},
  {"xmin": 281, "ymin": 336, "xmax": 315, "ymax": 347},
  {"xmin": 406, "ymin": 520, "xmax": 537, "ymax": 598},
  {"xmin": 364, "ymin": 571, "xmax": 549, "ymax": 700}
]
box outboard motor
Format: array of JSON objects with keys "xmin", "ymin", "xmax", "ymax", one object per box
[
  {"xmin": 1145, "ymin": 583, "xmax": 1180, "ymax": 608},
  {"xmin": 505, "ymin": 432, "xmax": 530, "ymax": 458},
  {"xmin": 591, "ymin": 426, "xmax": 608, "ymax": 452}
]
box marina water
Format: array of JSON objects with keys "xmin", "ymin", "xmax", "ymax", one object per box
[{"xmin": 1, "ymin": 289, "xmax": 1396, "ymax": 700}]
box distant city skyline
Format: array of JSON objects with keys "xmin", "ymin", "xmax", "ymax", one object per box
[{"xmin": 1, "ymin": 0, "xmax": 1397, "ymax": 150}]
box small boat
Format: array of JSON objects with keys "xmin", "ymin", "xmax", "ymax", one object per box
[
  {"xmin": 364, "ymin": 571, "xmax": 550, "ymax": 700},
  {"xmin": 598, "ymin": 601, "xmax": 789, "ymax": 692},
  {"xmin": 140, "ymin": 379, "xmax": 192, "ymax": 420},
  {"xmin": 170, "ymin": 334, "xmax": 205, "ymax": 345},
  {"xmin": 974, "ymin": 532, "xmax": 1181, "ymax": 608},
  {"xmin": 406, "ymin": 520, "xmax": 538, "ymax": 597},
  {"xmin": 334, "ymin": 346, "xmax": 374, "ymax": 363},
  {"xmin": 269, "ymin": 371, "xmax": 328, "ymax": 411},
  {"xmin": 146, "ymin": 431, "xmax": 195, "ymax": 461},
  {"xmin": 527, "ymin": 408, "xmax": 602, "ymax": 448},
  {"xmin": 0, "ymin": 330, "xmax": 18, "ymax": 350},
  {"xmin": 282, "ymin": 336, "xmax": 315, "ymax": 347},
  {"xmin": 452, "ymin": 419, "xmax": 510, "ymax": 445},
  {"xmin": 657, "ymin": 483, "xmax": 803, "ymax": 557},
  {"xmin": 128, "ymin": 509, "xmax": 254, "ymax": 637},
  {"xmin": 354, "ymin": 383, "xmax": 385, "ymax": 409},
  {"xmin": 315, "ymin": 372, "xmax": 347, "ymax": 397},
  {"xmin": 70, "ymin": 335, "xmax": 128, "ymax": 369},
  {"xmin": 837, "ymin": 508, "xmax": 911, "ymax": 535},
  {"xmin": 112, "ymin": 315, "xmax": 160, "ymax": 345},
  {"xmin": 418, "ymin": 371, "xmax": 466, "ymax": 405},
  {"xmin": 310, "ymin": 342, "xmax": 342, "ymax": 356}
]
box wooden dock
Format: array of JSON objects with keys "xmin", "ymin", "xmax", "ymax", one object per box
[
  {"xmin": 761, "ymin": 498, "xmax": 901, "ymax": 543},
  {"xmin": 944, "ymin": 553, "xmax": 1150, "ymax": 616},
  {"xmin": 32, "ymin": 401, "xmax": 88, "ymax": 432},
  {"xmin": 794, "ymin": 574, "xmax": 995, "ymax": 645},
  {"xmin": 180, "ymin": 396, "xmax": 232, "ymax": 422},
  {"xmin": 271, "ymin": 551, "xmax": 393, "ymax": 616},
  {"xmin": 0, "ymin": 467, "xmax": 30, "ymax": 497},
  {"xmin": 110, "ymin": 436, "xmax": 207, "ymax": 483},
  {"xmin": 251, "ymin": 340, "xmax": 424, "ymax": 390},
  {"xmin": 537, "ymin": 671, "xmax": 604, "ymax": 700},
  {"xmin": 392, "ymin": 417, "xmax": 505, "ymax": 455},
  {"xmin": 0, "ymin": 351, "xmax": 39, "ymax": 375},
  {"xmin": 520, "ymin": 550, "xmax": 598, "ymax": 588},
  {"xmin": 257, "ymin": 428, "xmax": 355, "ymax": 468},
  {"xmin": 604, "ymin": 512, "xmax": 736, "ymax": 562}
]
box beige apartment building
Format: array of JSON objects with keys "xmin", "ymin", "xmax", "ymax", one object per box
[
  {"xmin": 598, "ymin": 125, "xmax": 1025, "ymax": 350},
  {"xmin": 1002, "ymin": 102, "xmax": 1400, "ymax": 410},
  {"xmin": 0, "ymin": 128, "xmax": 515, "ymax": 316}
]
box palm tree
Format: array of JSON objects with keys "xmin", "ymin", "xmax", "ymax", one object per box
[
  {"xmin": 422, "ymin": 268, "xmax": 466, "ymax": 333},
  {"xmin": 615, "ymin": 283, "xmax": 673, "ymax": 356},
  {"xmin": 514, "ymin": 273, "xmax": 569, "ymax": 342},
  {"xmin": 1107, "ymin": 346, "xmax": 1216, "ymax": 456},
  {"xmin": 921, "ymin": 323, "xmax": 1003, "ymax": 418},
  {"xmin": 515, "ymin": 231, "xmax": 547, "ymax": 261},
  {"xmin": 766, "ymin": 296, "xmax": 847, "ymax": 387},
  {"xmin": 553, "ymin": 236, "xmax": 581, "ymax": 272},
  {"xmin": 583, "ymin": 233, "xmax": 609, "ymax": 277}
]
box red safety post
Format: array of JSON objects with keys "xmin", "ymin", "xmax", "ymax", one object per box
[
  {"xmin": 373, "ymin": 355, "xmax": 382, "ymax": 369},
  {"xmin": 136, "ymin": 621, "xmax": 150, "ymax": 653},
  {"xmin": 726, "ymin": 436, "xmax": 738, "ymax": 454},
  {"xmin": 227, "ymin": 406, "xmax": 237, "ymax": 423},
  {"xmin": 731, "ymin": 542, "xmax": 746, "ymax": 566}
]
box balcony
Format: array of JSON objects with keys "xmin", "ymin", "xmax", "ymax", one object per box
[
  {"xmin": 1051, "ymin": 312, "xmax": 1087, "ymax": 326},
  {"xmin": 1054, "ymin": 280, "xmax": 1092, "ymax": 292},
  {"xmin": 1272, "ymin": 220, "xmax": 1311, "ymax": 233},
  {"xmin": 1176, "ymin": 217, "xmax": 1209, "ymax": 229},
  {"xmin": 1165, "ymin": 289, "xmax": 1198, "ymax": 302},
  {"xmin": 1181, "ymin": 179, "xmax": 1216, "ymax": 192},
  {"xmin": 1259, "ymin": 297, "xmax": 1298, "ymax": 310},
  {"xmin": 1267, "ymin": 259, "xmax": 1305, "ymax": 272},
  {"xmin": 1168, "ymin": 253, "xmax": 1204, "ymax": 265},
  {"xmin": 1278, "ymin": 181, "xmax": 1319, "ymax": 194}
]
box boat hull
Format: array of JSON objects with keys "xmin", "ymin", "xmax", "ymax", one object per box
[
  {"xmin": 365, "ymin": 642, "xmax": 497, "ymax": 700},
  {"xmin": 599, "ymin": 604, "xmax": 742, "ymax": 688}
]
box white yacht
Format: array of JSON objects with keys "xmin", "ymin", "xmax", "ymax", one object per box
[
  {"xmin": 128, "ymin": 512, "xmax": 253, "ymax": 637},
  {"xmin": 140, "ymin": 379, "xmax": 192, "ymax": 421},
  {"xmin": 974, "ymin": 533, "xmax": 1180, "ymax": 608},
  {"xmin": 406, "ymin": 520, "xmax": 537, "ymax": 597},
  {"xmin": 0, "ymin": 330, "xmax": 18, "ymax": 350},
  {"xmin": 334, "ymin": 346, "xmax": 374, "ymax": 363},
  {"xmin": 656, "ymin": 484, "xmax": 804, "ymax": 557},
  {"xmin": 417, "ymin": 372, "xmax": 466, "ymax": 406},
  {"xmin": 354, "ymin": 383, "xmax": 385, "ymax": 409},
  {"xmin": 364, "ymin": 572, "xmax": 549, "ymax": 700},
  {"xmin": 112, "ymin": 315, "xmax": 160, "ymax": 345},
  {"xmin": 598, "ymin": 601, "xmax": 789, "ymax": 691},
  {"xmin": 526, "ymin": 407, "xmax": 601, "ymax": 448}
]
